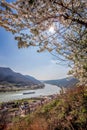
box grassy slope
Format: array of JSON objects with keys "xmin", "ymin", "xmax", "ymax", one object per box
[{"xmin": 6, "ymin": 86, "xmax": 87, "ymax": 130}]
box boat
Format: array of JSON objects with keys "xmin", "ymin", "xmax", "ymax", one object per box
[{"xmin": 23, "ymin": 92, "xmax": 35, "ymax": 95}]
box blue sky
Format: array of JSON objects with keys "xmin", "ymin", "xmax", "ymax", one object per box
[
  {"xmin": 0, "ymin": 0, "xmax": 69, "ymax": 80},
  {"xmin": 0, "ymin": 27, "xmax": 69, "ymax": 80}
]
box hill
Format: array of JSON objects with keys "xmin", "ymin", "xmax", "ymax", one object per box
[
  {"xmin": 0, "ymin": 67, "xmax": 44, "ymax": 91},
  {"xmin": 5, "ymin": 86, "xmax": 87, "ymax": 130},
  {"xmin": 44, "ymin": 77, "xmax": 78, "ymax": 88}
]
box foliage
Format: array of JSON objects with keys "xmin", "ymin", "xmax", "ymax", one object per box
[
  {"xmin": 66, "ymin": 26, "xmax": 87, "ymax": 84},
  {"xmin": 6, "ymin": 86, "xmax": 87, "ymax": 130},
  {"xmin": 0, "ymin": 109, "xmax": 8, "ymax": 130},
  {"xmin": 0, "ymin": 0, "xmax": 87, "ymax": 84}
]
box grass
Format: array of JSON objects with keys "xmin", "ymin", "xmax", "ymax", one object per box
[{"xmin": 1, "ymin": 86, "xmax": 87, "ymax": 130}]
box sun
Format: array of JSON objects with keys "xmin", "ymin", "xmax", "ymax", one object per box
[{"xmin": 49, "ymin": 25, "xmax": 55, "ymax": 33}]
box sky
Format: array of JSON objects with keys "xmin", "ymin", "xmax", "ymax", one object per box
[
  {"xmin": 0, "ymin": 27, "xmax": 69, "ymax": 80},
  {"xmin": 0, "ymin": 0, "xmax": 69, "ymax": 80}
]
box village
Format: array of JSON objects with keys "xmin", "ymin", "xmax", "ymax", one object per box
[{"xmin": 0, "ymin": 94, "xmax": 59, "ymax": 124}]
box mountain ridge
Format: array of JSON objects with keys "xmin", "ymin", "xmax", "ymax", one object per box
[
  {"xmin": 44, "ymin": 77, "xmax": 79, "ymax": 88},
  {"xmin": 0, "ymin": 67, "xmax": 44, "ymax": 91}
]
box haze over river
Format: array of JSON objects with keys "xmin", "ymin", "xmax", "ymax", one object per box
[{"xmin": 0, "ymin": 84, "xmax": 61, "ymax": 102}]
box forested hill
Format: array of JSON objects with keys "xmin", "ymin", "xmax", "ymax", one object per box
[
  {"xmin": 44, "ymin": 77, "xmax": 78, "ymax": 88},
  {"xmin": 0, "ymin": 67, "xmax": 43, "ymax": 89}
]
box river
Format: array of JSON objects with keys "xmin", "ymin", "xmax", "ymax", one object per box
[{"xmin": 0, "ymin": 84, "xmax": 61, "ymax": 102}]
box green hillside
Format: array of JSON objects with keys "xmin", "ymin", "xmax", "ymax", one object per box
[{"xmin": 5, "ymin": 86, "xmax": 87, "ymax": 130}]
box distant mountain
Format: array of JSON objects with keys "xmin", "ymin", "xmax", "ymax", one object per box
[
  {"xmin": 0, "ymin": 67, "xmax": 43, "ymax": 90},
  {"xmin": 25, "ymin": 75, "xmax": 41, "ymax": 84},
  {"xmin": 44, "ymin": 77, "xmax": 79, "ymax": 88}
]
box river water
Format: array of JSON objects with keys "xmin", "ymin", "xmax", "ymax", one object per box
[{"xmin": 0, "ymin": 84, "xmax": 61, "ymax": 102}]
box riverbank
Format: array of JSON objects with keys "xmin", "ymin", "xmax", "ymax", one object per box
[
  {"xmin": 0, "ymin": 93, "xmax": 59, "ymax": 130},
  {"xmin": 0, "ymin": 84, "xmax": 45, "ymax": 92},
  {"xmin": 0, "ymin": 84, "xmax": 61, "ymax": 103}
]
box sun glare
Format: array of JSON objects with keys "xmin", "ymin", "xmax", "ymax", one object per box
[{"xmin": 49, "ymin": 26, "xmax": 55, "ymax": 33}]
